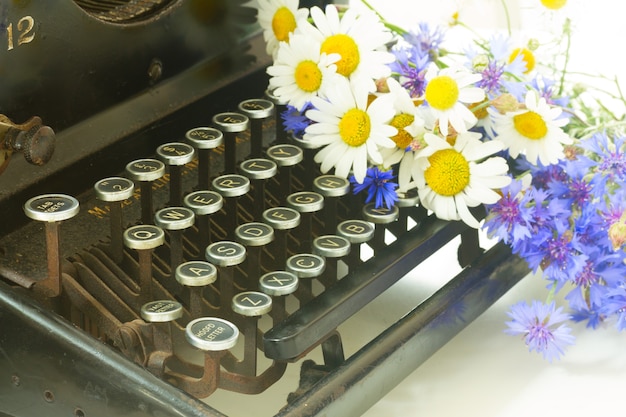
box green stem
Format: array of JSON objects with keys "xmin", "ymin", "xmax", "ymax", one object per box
[
  {"xmin": 359, "ymin": 0, "xmax": 408, "ymax": 35},
  {"xmin": 498, "ymin": 0, "xmax": 512, "ymax": 36},
  {"xmin": 558, "ymin": 18, "xmax": 572, "ymax": 95}
]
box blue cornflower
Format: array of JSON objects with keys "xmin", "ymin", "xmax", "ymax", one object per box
[
  {"xmin": 505, "ymin": 300, "xmax": 575, "ymax": 362},
  {"xmin": 579, "ymin": 132, "xmax": 626, "ymax": 190},
  {"xmin": 483, "ymin": 178, "xmax": 532, "ymax": 245},
  {"xmin": 403, "ymin": 22, "xmax": 445, "ymax": 59},
  {"xmin": 477, "ymin": 61, "xmax": 506, "ymax": 98},
  {"xmin": 547, "ymin": 159, "xmax": 593, "ymax": 208},
  {"xmin": 281, "ymin": 103, "xmax": 314, "ymax": 137},
  {"xmin": 389, "ymin": 46, "xmax": 430, "ymax": 98},
  {"xmin": 601, "ymin": 286, "xmax": 626, "ymax": 331},
  {"xmin": 350, "ymin": 167, "xmax": 398, "ymax": 209},
  {"xmin": 530, "ymin": 75, "xmax": 570, "ymax": 109}
]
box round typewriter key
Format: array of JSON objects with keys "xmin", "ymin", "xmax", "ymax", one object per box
[
  {"xmin": 205, "ymin": 241, "xmax": 246, "ymax": 267},
  {"xmin": 239, "ymin": 158, "xmax": 277, "ymax": 180},
  {"xmin": 212, "ymin": 112, "xmax": 250, "ymax": 133},
  {"xmin": 184, "ymin": 190, "xmax": 223, "ymax": 215},
  {"xmin": 362, "ymin": 203, "xmax": 399, "ymax": 224},
  {"xmin": 313, "ymin": 175, "xmax": 350, "ymax": 198},
  {"xmin": 396, "ymin": 188, "xmax": 419, "ymax": 208},
  {"xmin": 259, "ymin": 271, "xmax": 299, "ymax": 296},
  {"xmin": 186, "ymin": 317, "xmax": 239, "ymax": 351},
  {"xmin": 212, "ymin": 174, "xmax": 250, "ymax": 197},
  {"xmin": 313, "ymin": 235, "xmax": 351, "ymax": 258},
  {"xmin": 123, "ymin": 225, "xmax": 165, "ymax": 250},
  {"xmin": 154, "ymin": 207, "xmax": 195, "ymax": 230},
  {"xmin": 141, "ymin": 300, "xmax": 183, "ymax": 323},
  {"xmin": 266, "ymin": 144, "xmax": 303, "ymax": 167},
  {"xmin": 125, "ymin": 158, "xmax": 165, "ymax": 182},
  {"xmin": 185, "ymin": 127, "xmax": 224, "ymax": 149},
  {"xmin": 24, "ymin": 194, "xmax": 80, "ymax": 222},
  {"xmin": 337, "ymin": 219, "xmax": 375, "ymax": 244},
  {"xmin": 156, "ymin": 142, "xmax": 195, "ymax": 166},
  {"xmin": 290, "ymin": 131, "xmax": 321, "ymax": 150},
  {"xmin": 235, "ymin": 222, "xmax": 274, "ymax": 247},
  {"xmin": 238, "ymin": 98, "xmax": 275, "ymax": 119},
  {"xmin": 232, "ymin": 291, "xmax": 273, "ymax": 316},
  {"xmin": 94, "ymin": 177, "xmax": 135, "ymax": 202},
  {"xmin": 176, "ymin": 261, "xmax": 217, "ymax": 287},
  {"xmin": 286, "ymin": 191, "xmax": 324, "ymax": 213},
  {"xmin": 286, "ymin": 253, "xmax": 325, "ymax": 278},
  {"xmin": 262, "ymin": 207, "xmax": 300, "ymax": 230}
]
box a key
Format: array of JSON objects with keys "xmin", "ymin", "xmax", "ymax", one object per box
[
  {"xmin": 235, "ymin": 222, "xmax": 274, "ymax": 290},
  {"xmin": 93, "ymin": 177, "xmax": 135, "ymax": 263},
  {"xmin": 238, "ymin": 98, "xmax": 275, "ymax": 157},
  {"xmin": 286, "ymin": 191, "xmax": 324, "ymax": 252},
  {"xmin": 212, "ymin": 112, "xmax": 249, "ymax": 174},
  {"xmin": 239, "ymin": 158, "xmax": 277, "ymax": 219},
  {"xmin": 336, "ymin": 219, "xmax": 375, "ymax": 266},
  {"xmin": 212, "ymin": 174, "xmax": 250, "ymax": 240},
  {"xmin": 264, "ymin": 87, "xmax": 289, "ymax": 144},
  {"xmin": 262, "ymin": 207, "xmax": 300, "ymax": 267},
  {"xmin": 286, "ymin": 253, "xmax": 325, "ymax": 304},
  {"xmin": 259, "ymin": 270, "xmax": 298, "ymax": 322},
  {"xmin": 23, "ymin": 194, "xmax": 80, "ymax": 297},
  {"xmin": 266, "ymin": 144, "xmax": 303, "ymax": 202},
  {"xmin": 362, "ymin": 203, "xmax": 399, "ymax": 251},
  {"xmin": 156, "ymin": 142, "xmax": 195, "ymax": 206},
  {"xmin": 125, "ymin": 158, "xmax": 165, "ymax": 225},
  {"xmin": 183, "ymin": 190, "xmax": 223, "ymax": 254},
  {"xmin": 312, "ymin": 234, "xmax": 351, "ymax": 287},
  {"xmin": 185, "ymin": 127, "xmax": 224, "ymax": 190},
  {"xmin": 176, "ymin": 260, "xmax": 217, "ymax": 318},
  {"xmin": 205, "ymin": 241, "xmax": 246, "ymax": 315},
  {"xmin": 140, "ymin": 300, "xmax": 183, "ymax": 376},
  {"xmin": 231, "ymin": 291, "xmax": 272, "ymax": 375},
  {"xmin": 313, "ymin": 175, "xmax": 350, "ymax": 234},
  {"xmin": 123, "ymin": 224, "xmax": 165, "ymax": 304},
  {"xmin": 154, "ymin": 207, "xmax": 195, "ymax": 277}
]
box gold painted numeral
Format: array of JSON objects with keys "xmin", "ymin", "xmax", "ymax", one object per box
[{"xmin": 7, "ymin": 16, "xmax": 35, "ymax": 51}]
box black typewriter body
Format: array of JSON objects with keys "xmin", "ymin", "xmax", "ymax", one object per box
[{"xmin": 0, "ymin": 2, "xmax": 529, "ymax": 416}]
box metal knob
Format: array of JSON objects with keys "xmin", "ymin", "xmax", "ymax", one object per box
[{"xmin": 0, "ymin": 115, "xmax": 55, "ymax": 169}]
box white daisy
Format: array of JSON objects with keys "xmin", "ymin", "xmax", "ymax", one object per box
[
  {"xmin": 256, "ymin": 0, "xmax": 309, "ymax": 58},
  {"xmin": 267, "ymin": 34, "xmax": 341, "ymax": 111},
  {"xmin": 304, "ymin": 77, "xmax": 397, "ymax": 183},
  {"xmin": 490, "ymin": 90, "xmax": 572, "ymax": 165},
  {"xmin": 296, "ymin": 5, "xmax": 395, "ymax": 94},
  {"xmin": 422, "ymin": 64, "xmax": 485, "ymax": 137},
  {"xmin": 379, "ymin": 78, "xmax": 428, "ymax": 192},
  {"xmin": 415, "ymin": 132, "xmax": 511, "ymax": 228}
]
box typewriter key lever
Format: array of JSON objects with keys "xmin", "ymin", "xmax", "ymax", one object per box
[{"xmin": 0, "ymin": 115, "xmax": 55, "ymax": 173}]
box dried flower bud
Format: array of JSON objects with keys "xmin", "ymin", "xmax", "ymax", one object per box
[
  {"xmin": 376, "ymin": 77, "xmax": 390, "ymax": 93},
  {"xmin": 491, "ymin": 93, "xmax": 521, "ymax": 113},
  {"xmin": 472, "ymin": 54, "xmax": 489, "ymax": 71}
]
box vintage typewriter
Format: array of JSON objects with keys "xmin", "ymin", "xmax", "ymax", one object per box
[{"xmin": 0, "ymin": 1, "xmax": 530, "ymax": 416}]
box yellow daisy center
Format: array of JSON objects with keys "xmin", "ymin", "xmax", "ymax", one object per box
[
  {"xmin": 295, "ymin": 60, "xmax": 322, "ymax": 92},
  {"xmin": 540, "ymin": 0, "xmax": 567, "ymax": 9},
  {"xmin": 424, "ymin": 148, "xmax": 470, "ymax": 196},
  {"xmin": 390, "ymin": 113, "xmax": 415, "ymax": 149},
  {"xmin": 425, "ymin": 76, "xmax": 459, "ymax": 110},
  {"xmin": 339, "ymin": 108, "xmax": 371, "ymax": 147},
  {"xmin": 513, "ymin": 111, "xmax": 547, "ymax": 140},
  {"xmin": 509, "ymin": 48, "xmax": 535, "ymax": 73},
  {"xmin": 272, "ymin": 7, "xmax": 296, "ymax": 42},
  {"xmin": 320, "ymin": 34, "xmax": 360, "ymax": 77}
]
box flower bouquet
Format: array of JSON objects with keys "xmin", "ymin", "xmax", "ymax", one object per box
[{"xmin": 254, "ymin": 0, "xmax": 626, "ymax": 361}]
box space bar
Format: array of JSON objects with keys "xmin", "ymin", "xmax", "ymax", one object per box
[{"xmin": 263, "ymin": 216, "xmax": 470, "ymax": 361}]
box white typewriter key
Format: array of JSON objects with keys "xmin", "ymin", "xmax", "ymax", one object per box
[
  {"xmin": 313, "ymin": 235, "xmax": 351, "ymax": 258},
  {"xmin": 259, "ymin": 271, "xmax": 299, "ymax": 297},
  {"xmin": 184, "ymin": 190, "xmax": 223, "ymax": 253},
  {"xmin": 287, "ymin": 191, "xmax": 324, "ymax": 213},
  {"xmin": 396, "ymin": 188, "xmax": 420, "ymax": 208},
  {"xmin": 24, "ymin": 194, "xmax": 80, "ymax": 222},
  {"xmin": 156, "ymin": 142, "xmax": 195, "ymax": 206},
  {"xmin": 141, "ymin": 300, "xmax": 183, "ymax": 323},
  {"xmin": 176, "ymin": 260, "xmax": 217, "ymax": 318},
  {"xmin": 23, "ymin": 194, "xmax": 80, "ymax": 296},
  {"xmin": 185, "ymin": 127, "xmax": 224, "ymax": 189},
  {"xmin": 212, "ymin": 174, "xmax": 250, "ymax": 198},
  {"xmin": 240, "ymin": 158, "xmax": 277, "ymax": 217},
  {"xmin": 213, "ymin": 112, "xmax": 249, "ymax": 174},
  {"xmin": 94, "ymin": 177, "xmax": 135, "ymax": 263},
  {"xmin": 235, "ymin": 222, "xmax": 274, "ymax": 247},
  {"xmin": 262, "ymin": 207, "xmax": 300, "ymax": 230},
  {"xmin": 313, "ymin": 175, "xmax": 350, "ymax": 233},
  {"xmin": 238, "ymin": 98, "xmax": 275, "ymax": 157},
  {"xmin": 125, "ymin": 158, "xmax": 165, "ymax": 224},
  {"xmin": 267, "ymin": 144, "xmax": 304, "ymax": 200},
  {"xmin": 286, "ymin": 253, "xmax": 326, "ymax": 279},
  {"xmin": 232, "ymin": 291, "xmax": 272, "ymax": 317},
  {"xmin": 155, "ymin": 207, "xmax": 195, "ymax": 274},
  {"xmin": 362, "ymin": 203, "xmax": 400, "ymax": 224},
  {"xmin": 123, "ymin": 224, "xmax": 165, "ymax": 303},
  {"xmin": 186, "ymin": 317, "xmax": 239, "ymax": 351},
  {"xmin": 265, "ymin": 88, "xmax": 289, "ymax": 143},
  {"xmin": 205, "ymin": 241, "xmax": 246, "ymax": 267},
  {"xmin": 336, "ymin": 219, "xmax": 375, "ymax": 244}
]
